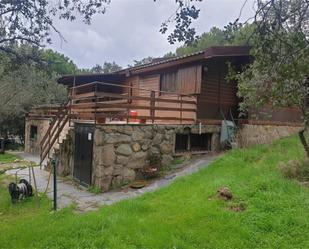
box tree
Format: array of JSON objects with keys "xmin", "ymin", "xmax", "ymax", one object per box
[
  {"xmin": 0, "ymin": 0, "xmax": 111, "ymax": 57},
  {"xmin": 158, "ymin": 0, "xmax": 202, "ymax": 44},
  {"xmin": 128, "ymin": 57, "xmax": 155, "ymax": 68},
  {"xmin": 232, "ymin": 0, "xmax": 309, "ymax": 156},
  {"xmin": 0, "ymin": 48, "xmax": 68, "ymax": 147},
  {"xmin": 41, "ymin": 49, "xmax": 78, "ymax": 75},
  {"xmin": 90, "ymin": 62, "xmax": 122, "ymax": 73},
  {"xmin": 174, "ymin": 25, "xmax": 253, "ymax": 56}
]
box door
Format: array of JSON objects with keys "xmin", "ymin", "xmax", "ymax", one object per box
[{"xmin": 74, "ymin": 124, "xmax": 94, "ymax": 186}]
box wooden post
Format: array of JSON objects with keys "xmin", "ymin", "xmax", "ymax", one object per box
[
  {"xmin": 94, "ymin": 83, "xmax": 98, "ymax": 126},
  {"xmin": 180, "ymin": 95, "xmax": 183, "ymax": 124},
  {"xmin": 150, "ymin": 91, "xmax": 155, "ymax": 123},
  {"xmin": 127, "ymin": 86, "xmax": 131, "ymax": 124}
]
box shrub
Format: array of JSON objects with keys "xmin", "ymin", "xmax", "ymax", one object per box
[{"xmin": 279, "ymin": 159, "xmax": 309, "ymax": 182}]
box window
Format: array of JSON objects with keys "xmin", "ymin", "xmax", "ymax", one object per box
[
  {"xmin": 160, "ymin": 71, "xmax": 177, "ymax": 93},
  {"xmin": 30, "ymin": 125, "xmax": 38, "ymax": 140},
  {"xmin": 175, "ymin": 133, "xmax": 212, "ymax": 153}
]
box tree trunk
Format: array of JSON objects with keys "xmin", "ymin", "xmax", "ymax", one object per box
[
  {"xmin": 299, "ymin": 128, "xmax": 309, "ymax": 158},
  {"xmin": 0, "ymin": 138, "xmax": 4, "ymax": 154}
]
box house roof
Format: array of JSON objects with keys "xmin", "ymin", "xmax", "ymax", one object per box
[{"xmin": 57, "ymin": 46, "xmax": 251, "ymax": 86}]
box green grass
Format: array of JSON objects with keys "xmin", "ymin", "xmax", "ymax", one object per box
[
  {"xmin": 0, "ymin": 136, "xmax": 309, "ymax": 249},
  {"xmin": 0, "ymin": 152, "xmax": 20, "ymax": 163}
]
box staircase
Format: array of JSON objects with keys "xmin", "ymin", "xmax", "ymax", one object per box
[{"xmin": 39, "ymin": 103, "xmax": 72, "ymax": 167}]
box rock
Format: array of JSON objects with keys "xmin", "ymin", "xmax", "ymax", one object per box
[
  {"xmin": 113, "ymin": 164, "xmax": 123, "ymax": 176},
  {"xmin": 153, "ymin": 133, "xmax": 163, "ymax": 145},
  {"xmin": 103, "ymin": 166, "xmax": 114, "ymax": 176},
  {"xmin": 122, "ymin": 168, "xmax": 135, "ymax": 183},
  {"xmin": 121, "ymin": 126, "xmax": 133, "ymax": 135},
  {"xmin": 101, "ymin": 125, "xmax": 115, "ymax": 133},
  {"xmin": 160, "ymin": 142, "xmax": 173, "ymax": 154},
  {"xmin": 111, "ymin": 175, "xmax": 123, "ymax": 188},
  {"xmin": 141, "ymin": 144, "xmax": 149, "ymax": 151},
  {"xmin": 116, "ymin": 144, "xmax": 132, "ymax": 156},
  {"xmin": 104, "ymin": 133, "xmax": 131, "ymax": 144},
  {"xmin": 217, "ymin": 187, "xmax": 233, "ymax": 200},
  {"xmin": 161, "ymin": 154, "xmax": 174, "ymax": 166},
  {"xmin": 149, "ymin": 146, "xmax": 160, "ymax": 156},
  {"xmin": 132, "ymin": 130, "xmax": 144, "ymax": 141},
  {"xmin": 144, "ymin": 131, "xmax": 153, "ymax": 139},
  {"xmin": 94, "ymin": 130, "xmax": 104, "ymax": 146},
  {"xmin": 127, "ymin": 158, "xmax": 145, "ymax": 169},
  {"xmin": 116, "ymin": 155, "xmax": 129, "ymax": 165},
  {"xmin": 133, "ymin": 151, "xmax": 147, "ymax": 159},
  {"xmin": 100, "ymin": 176, "xmax": 113, "ymax": 192},
  {"xmin": 132, "ymin": 142, "xmax": 141, "ymax": 152},
  {"xmin": 97, "ymin": 144, "xmax": 116, "ymax": 166},
  {"xmin": 164, "ymin": 130, "xmax": 175, "ymax": 141},
  {"xmin": 94, "ymin": 165, "xmax": 104, "ymax": 178}
]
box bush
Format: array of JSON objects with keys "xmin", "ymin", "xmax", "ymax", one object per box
[{"xmin": 279, "ymin": 159, "xmax": 309, "ymax": 182}]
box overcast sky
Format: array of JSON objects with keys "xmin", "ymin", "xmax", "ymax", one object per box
[{"xmin": 49, "ymin": 0, "xmax": 255, "ymax": 69}]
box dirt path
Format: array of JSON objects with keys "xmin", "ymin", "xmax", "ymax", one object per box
[{"xmin": 5, "ymin": 152, "xmax": 219, "ymax": 212}]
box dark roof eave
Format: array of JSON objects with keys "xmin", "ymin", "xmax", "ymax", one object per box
[{"xmin": 127, "ymin": 46, "xmax": 251, "ymax": 75}]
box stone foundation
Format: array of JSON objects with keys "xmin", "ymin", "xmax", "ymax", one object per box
[
  {"xmin": 57, "ymin": 129, "xmax": 74, "ymax": 177},
  {"xmin": 237, "ymin": 124, "xmax": 302, "ymax": 147},
  {"xmin": 92, "ymin": 124, "xmax": 220, "ymax": 191}
]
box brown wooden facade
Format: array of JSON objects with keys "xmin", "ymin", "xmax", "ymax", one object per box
[{"xmin": 33, "ymin": 46, "xmax": 302, "ymax": 126}]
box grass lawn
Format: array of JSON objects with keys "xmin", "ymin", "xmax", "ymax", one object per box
[
  {"xmin": 0, "ymin": 152, "xmax": 20, "ymax": 163},
  {"xmin": 0, "ymin": 136, "xmax": 308, "ymax": 249}
]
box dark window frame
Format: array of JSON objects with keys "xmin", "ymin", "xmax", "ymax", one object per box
[{"xmin": 30, "ymin": 125, "xmax": 38, "ymax": 141}]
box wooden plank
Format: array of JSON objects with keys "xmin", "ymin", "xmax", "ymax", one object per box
[
  {"xmin": 70, "ymin": 103, "xmax": 196, "ymax": 113},
  {"xmin": 70, "ymin": 113, "xmax": 195, "ymax": 122},
  {"xmin": 75, "ymin": 92, "xmax": 197, "ymax": 105}
]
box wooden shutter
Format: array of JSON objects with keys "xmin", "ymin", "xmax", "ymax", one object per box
[{"xmin": 177, "ymin": 65, "xmax": 202, "ymax": 94}]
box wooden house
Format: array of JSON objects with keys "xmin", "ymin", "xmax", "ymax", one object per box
[{"xmin": 25, "ymin": 46, "xmax": 303, "ymax": 190}]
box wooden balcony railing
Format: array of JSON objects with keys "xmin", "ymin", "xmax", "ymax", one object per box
[{"xmin": 69, "ymin": 81, "xmax": 197, "ymax": 124}]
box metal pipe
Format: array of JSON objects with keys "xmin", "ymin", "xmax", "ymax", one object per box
[{"xmin": 52, "ymin": 159, "xmax": 57, "ymax": 211}]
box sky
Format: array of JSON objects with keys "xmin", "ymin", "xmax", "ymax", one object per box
[{"xmin": 49, "ymin": 0, "xmax": 256, "ymax": 69}]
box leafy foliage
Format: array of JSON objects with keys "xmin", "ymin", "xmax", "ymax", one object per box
[
  {"xmin": 173, "ymin": 24, "xmax": 253, "ymax": 56},
  {"xmin": 0, "ymin": 0, "xmax": 111, "ymax": 57},
  {"xmin": 232, "ymin": 0, "xmax": 309, "ymax": 155},
  {"xmin": 0, "ymin": 48, "xmax": 68, "ymax": 142},
  {"xmin": 158, "ymin": 0, "xmax": 202, "ymax": 44},
  {"xmin": 89, "ymin": 62, "xmax": 122, "ymax": 73}
]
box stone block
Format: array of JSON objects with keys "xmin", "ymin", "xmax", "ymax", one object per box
[
  {"xmin": 111, "ymin": 175, "xmax": 124, "ymax": 188},
  {"xmin": 132, "ymin": 142, "xmax": 141, "ymax": 152},
  {"xmin": 127, "ymin": 158, "xmax": 146, "ymax": 169},
  {"xmin": 113, "ymin": 164, "xmax": 123, "ymax": 176},
  {"xmin": 94, "ymin": 130, "xmax": 104, "ymax": 146},
  {"xmin": 122, "ymin": 168, "xmax": 136, "ymax": 183},
  {"xmin": 160, "ymin": 142, "xmax": 173, "ymax": 154},
  {"xmin": 97, "ymin": 144, "xmax": 116, "ymax": 166},
  {"xmin": 100, "ymin": 175, "xmax": 113, "ymax": 192},
  {"xmin": 116, "ymin": 155, "xmax": 129, "ymax": 165},
  {"xmin": 121, "ymin": 126, "xmax": 133, "ymax": 135},
  {"xmin": 132, "ymin": 130, "xmax": 144, "ymax": 141},
  {"xmin": 116, "ymin": 144, "xmax": 132, "ymax": 156},
  {"xmin": 153, "ymin": 133, "xmax": 163, "ymax": 145},
  {"xmin": 104, "ymin": 133, "xmax": 131, "ymax": 144}
]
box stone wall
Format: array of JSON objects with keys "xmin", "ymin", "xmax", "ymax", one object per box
[
  {"xmin": 57, "ymin": 129, "xmax": 75, "ymax": 177},
  {"xmin": 237, "ymin": 124, "xmax": 302, "ymax": 147},
  {"xmin": 25, "ymin": 117, "xmax": 50, "ymax": 155},
  {"xmin": 92, "ymin": 124, "xmax": 220, "ymax": 191}
]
